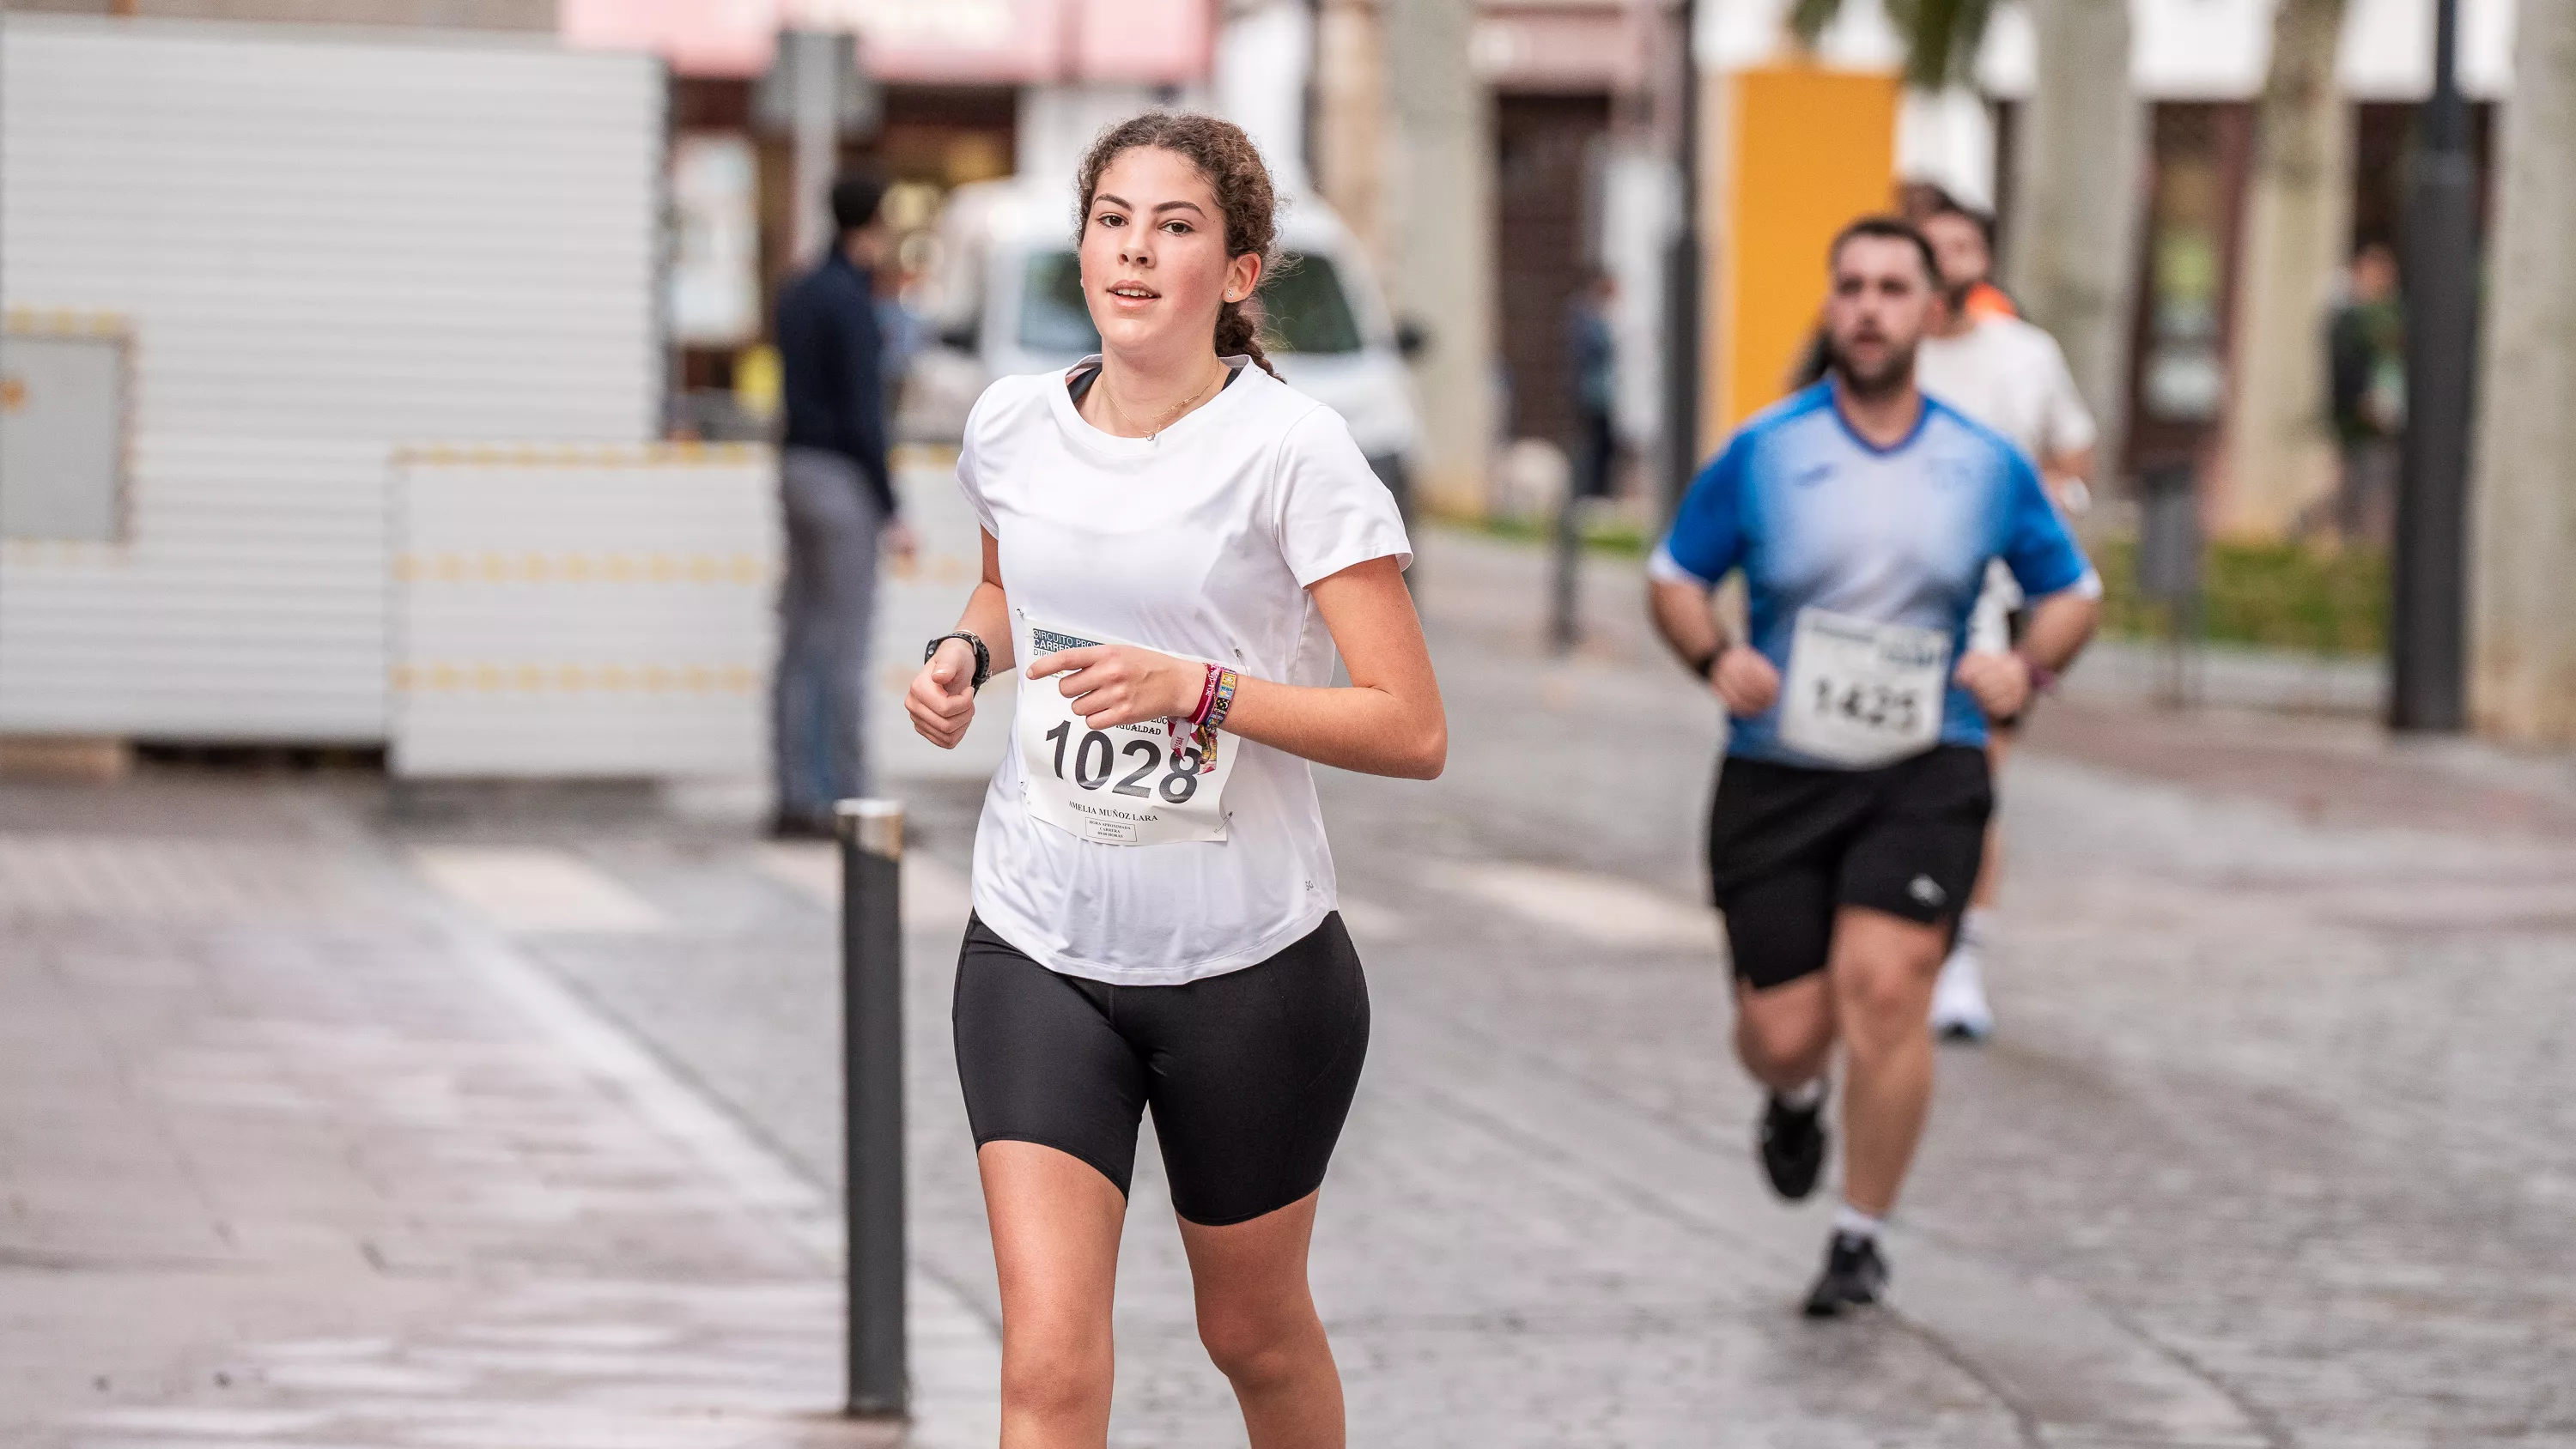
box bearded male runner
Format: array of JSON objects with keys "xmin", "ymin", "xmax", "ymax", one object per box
[{"xmin": 1646, "ymin": 217, "xmax": 2101, "ymax": 1315}]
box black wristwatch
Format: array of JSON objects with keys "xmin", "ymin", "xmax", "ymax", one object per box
[{"xmin": 927, "ymin": 631, "xmax": 991, "ymax": 690}]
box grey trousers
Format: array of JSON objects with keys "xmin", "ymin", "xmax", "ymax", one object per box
[
  {"xmin": 772, "ymin": 447, "xmax": 884, "ymax": 822},
  {"xmin": 2336, "ymin": 438, "xmax": 2400, "ymax": 546}
]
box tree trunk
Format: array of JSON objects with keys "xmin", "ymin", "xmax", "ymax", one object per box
[
  {"xmin": 1386, "ymin": 0, "xmax": 1498, "ymax": 517},
  {"xmin": 2002, "ymin": 0, "xmax": 2143, "ymax": 485},
  {"xmin": 1897, "ymin": 85, "xmax": 1996, "ymax": 210},
  {"xmin": 2218, "ymin": 0, "xmax": 2351, "ymax": 540},
  {"xmin": 2470, "ymin": 0, "xmax": 2576, "ymax": 745},
  {"xmin": 1314, "ymin": 0, "xmax": 1392, "ymax": 278}
]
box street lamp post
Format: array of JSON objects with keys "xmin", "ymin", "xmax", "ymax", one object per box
[
  {"xmin": 2388, "ymin": 0, "xmax": 2476, "ymax": 732},
  {"xmin": 1661, "ymin": 0, "xmax": 1703, "ymax": 526}
]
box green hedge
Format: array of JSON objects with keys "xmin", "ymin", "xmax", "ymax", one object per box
[
  {"xmin": 2094, "ymin": 537, "xmax": 2387, "ymax": 656},
  {"xmin": 1473, "ymin": 512, "xmax": 1652, "ymax": 557},
  {"xmin": 1458, "ymin": 518, "xmax": 2387, "ymax": 658}
]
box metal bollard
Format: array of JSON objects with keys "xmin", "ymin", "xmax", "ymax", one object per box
[
  {"xmin": 1549, "ymin": 485, "xmax": 1582, "ymax": 655},
  {"xmin": 2137, "ymin": 463, "xmax": 2204, "ymax": 710},
  {"xmin": 835, "ymin": 797, "xmax": 907, "ymax": 1418}
]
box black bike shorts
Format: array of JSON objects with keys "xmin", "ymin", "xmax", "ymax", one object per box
[
  {"xmin": 1705, "ymin": 746, "xmax": 1993, "ymax": 991},
  {"xmin": 951, "ymin": 912, "xmax": 1370, "ymax": 1227}
]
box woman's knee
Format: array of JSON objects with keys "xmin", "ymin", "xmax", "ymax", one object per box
[
  {"xmin": 1197, "ymin": 1298, "xmax": 1319, "ymax": 1388},
  {"xmin": 1000, "ymin": 1334, "xmax": 1113, "ymax": 1422}
]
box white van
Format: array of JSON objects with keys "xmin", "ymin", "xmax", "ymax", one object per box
[{"xmin": 904, "ymin": 179, "xmax": 1423, "ymax": 514}]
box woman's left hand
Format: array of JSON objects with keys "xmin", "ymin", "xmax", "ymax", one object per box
[{"xmin": 1027, "ymin": 646, "xmax": 1204, "ymax": 729}]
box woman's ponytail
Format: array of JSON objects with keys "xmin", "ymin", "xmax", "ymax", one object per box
[{"xmin": 1214, "ymin": 298, "xmax": 1278, "ymax": 379}]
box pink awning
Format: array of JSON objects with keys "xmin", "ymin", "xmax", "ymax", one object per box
[
  {"xmin": 1066, "ymin": 0, "xmax": 1217, "ymax": 85},
  {"xmin": 798, "ymin": 0, "xmax": 1217, "ymax": 83},
  {"xmin": 562, "ymin": 0, "xmax": 1216, "ymax": 85},
  {"xmin": 561, "ymin": 0, "xmax": 781, "ymax": 78},
  {"xmin": 793, "ymin": 0, "xmax": 1058, "ymax": 84}
]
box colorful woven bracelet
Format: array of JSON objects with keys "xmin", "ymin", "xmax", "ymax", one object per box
[
  {"xmin": 1201, "ymin": 668, "xmax": 1240, "ymax": 731},
  {"xmin": 1188, "ymin": 662, "xmax": 1223, "ymax": 725},
  {"xmin": 1170, "ymin": 663, "xmax": 1222, "ymax": 750}
]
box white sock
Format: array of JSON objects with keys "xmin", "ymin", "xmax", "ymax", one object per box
[
  {"xmin": 1832, "ymin": 1203, "xmax": 1884, "ymax": 1241},
  {"xmin": 1957, "ymin": 906, "xmax": 1996, "ymax": 952},
  {"xmin": 1777, "ymin": 1078, "xmax": 1825, "ymax": 1111}
]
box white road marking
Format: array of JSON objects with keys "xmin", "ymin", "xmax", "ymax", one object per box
[
  {"xmin": 410, "ymin": 846, "xmax": 666, "ymax": 934},
  {"xmin": 757, "ymin": 843, "xmax": 975, "ymax": 928},
  {"xmin": 1422, "ymin": 861, "xmax": 1717, "ymax": 953},
  {"xmin": 0, "ymin": 834, "xmax": 385, "ymax": 925}
]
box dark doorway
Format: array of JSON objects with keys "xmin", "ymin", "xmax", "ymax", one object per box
[
  {"xmin": 2122, "ymin": 101, "xmax": 2256, "ymax": 482},
  {"xmin": 1493, "ymin": 92, "xmax": 1612, "ymax": 452}
]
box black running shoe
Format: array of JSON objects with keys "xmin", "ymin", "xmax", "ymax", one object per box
[
  {"xmin": 1801, "ymin": 1232, "xmax": 1889, "ymax": 1319},
  {"xmin": 1759, "ymin": 1091, "xmax": 1827, "ymax": 1201}
]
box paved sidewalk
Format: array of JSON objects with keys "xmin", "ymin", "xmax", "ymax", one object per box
[{"xmin": 0, "ymin": 779, "xmax": 963, "ymax": 1449}]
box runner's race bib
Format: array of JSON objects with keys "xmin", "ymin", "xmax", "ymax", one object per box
[
  {"xmin": 1777, "ymin": 608, "xmax": 1950, "ymax": 767},
  {"xmin": 1017, "ymin": 619, "xmax": 1236, "ymax": 846}
]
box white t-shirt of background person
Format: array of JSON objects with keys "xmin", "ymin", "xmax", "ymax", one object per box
[
  {"xmin": 955, "ymin": 358, "xmax": 1413, "ymax": 987},
  {"xmin": 1915, "ymin": 315, "xmax": 2097, "ymax": 470},
  {"xmin": 1917, "ymin": 315, "xmax": 2098, "ymax": 649}
]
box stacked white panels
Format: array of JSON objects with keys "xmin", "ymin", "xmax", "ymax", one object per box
[
  {"xmin": 0, "ymin": 16, "xmax": 660, "ymax": 742},
  {"xmin": 391, "ymin": 445, "xmax": 777, "ymax": 779}
]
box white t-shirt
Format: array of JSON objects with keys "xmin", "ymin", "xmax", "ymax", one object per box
[
  {"xmin": 1915, "ymin": 315, "xmax": 2097, "ymax": 468},
  {"xmin": 1917, "ymin": 315, "xmax": 2097, "ymax": 646},
  {"xmin": 956, "ymin": 358, "xmax": 1413, "ymax": 986}
]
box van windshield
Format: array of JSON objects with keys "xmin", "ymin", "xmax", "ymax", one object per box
[
  {"xmin": 1017, "ymin": 252, "xmax": 1365, "ymax": 356},
  {"xmin": 1258, "ymin": 257, "xmax": 1363, "ymax": 355}
]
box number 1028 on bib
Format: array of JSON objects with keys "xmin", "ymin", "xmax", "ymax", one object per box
[{"xmin": 1017, "ymin": 621, "xmax": 1238, "ymax": 846}]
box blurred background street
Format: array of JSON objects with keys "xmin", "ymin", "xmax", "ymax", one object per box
[{"xmin": 6, "ymin": 0, "xmax": 2576, "ymax": 1445}]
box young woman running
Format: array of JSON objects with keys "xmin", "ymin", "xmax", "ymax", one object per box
[{"xmin": 904, "ymin": 112, "xmax": 1444, "ymax": 1448}]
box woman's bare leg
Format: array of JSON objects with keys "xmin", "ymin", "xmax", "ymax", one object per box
[
  {"xmin": 1176, "ymin": 1191, "xmax": 1343, "ymax": 1448},
  {"xmin": 979, "ymin": 1141, "xmax": 1128, "ymax": 1449}
]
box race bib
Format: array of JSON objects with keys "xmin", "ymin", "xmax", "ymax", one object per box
[
  {"xmin": 1777, "ymin": 608, "xmax": 1950, "ymax": 767},
  {"xmin": 1017, "ymin": 619, "xmax": 1236, "ymax": 846}
]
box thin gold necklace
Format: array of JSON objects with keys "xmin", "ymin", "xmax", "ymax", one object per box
[{"xmin": 1100, "ymin": 363, "xmax": 1222, "ymax": 442}]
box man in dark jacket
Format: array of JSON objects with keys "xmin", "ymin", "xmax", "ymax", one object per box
[
  {"xmin": 770, "ymin": 173, "xmax": 914, "ymax": 836},
  {"xmin": 1567, "ymin": 269, "xmax": 1619, "ymax": 500},
  {"xmin": 2324, "ymin": 241, "xmax": 2403, "ymax": 545}
]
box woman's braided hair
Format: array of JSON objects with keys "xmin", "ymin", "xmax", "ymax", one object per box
[{"xmin": 1074, "ymin": 112, "xmax": 1283, "ymax": 379}]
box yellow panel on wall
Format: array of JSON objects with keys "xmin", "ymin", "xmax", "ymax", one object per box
[{"xmin": 1711, "ymin": 65, "xmax": 1900, "ymax": 437}]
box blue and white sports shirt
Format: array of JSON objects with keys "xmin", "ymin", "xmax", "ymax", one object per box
[{"xmin": 1650, "ymin": 382, "xmax": 2098, "ymax": 767}]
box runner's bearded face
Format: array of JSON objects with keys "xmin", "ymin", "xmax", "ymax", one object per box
[
  {"xmin": 1080, "ymin": 146, "xmax": 1261, "ymax": 361},
  {"xmin": 1825, "ymin": 236, "xmax": 1935, "ymax": 398},
  {"xmin": 1920, "ymin": 211, "xmax": 1989, "ymax": 318}
]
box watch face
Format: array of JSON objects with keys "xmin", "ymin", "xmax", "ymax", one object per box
[{"xmin": 930, "ymin": 633, "xmax": 988, "ymax": 688}]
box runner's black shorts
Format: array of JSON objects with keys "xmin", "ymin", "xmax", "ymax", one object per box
[
  {"xmin": 1706, "ymin": 745, "xmax": 1993, "ymax": 991},
  {"xmin": 952, "ymin": 912, "xmax": 1370, "ymax": 1226}
]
